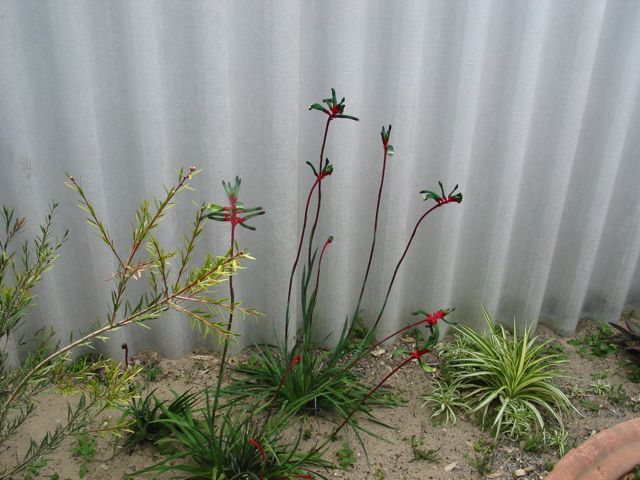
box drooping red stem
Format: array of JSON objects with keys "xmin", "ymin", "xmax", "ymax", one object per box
[
  {"xmin": 353, "ymin": 146, "xmax": 389, "ymax": 323},
  {"xmin": 371, "ymin": 202, "xmax": 447, "ymax": 332},
  {"xmin": 321, "ymin": 349, "xmax": 429, "ymax": 447},
  {"xmin": 331, "ymin": 312, "xmax": 436, "ymax": 382},
  {"xmin": 272, "ymin": 353, "xmax": 301, "ymax": 407},
  {"xmin": 315, "ymin": 237, "xmax": 333, "ymax": 293}
]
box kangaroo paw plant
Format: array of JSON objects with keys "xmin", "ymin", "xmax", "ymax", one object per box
[{"xmin": 227, "ymin": 89, "xmax": 463, "ymax": 448}]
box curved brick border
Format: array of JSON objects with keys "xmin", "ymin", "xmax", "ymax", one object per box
[{"xmin": 546, "ymin": 418, "xmax": 640, "ymax": 480}]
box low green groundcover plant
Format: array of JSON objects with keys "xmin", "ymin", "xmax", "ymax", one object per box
[{"xmin": 427, "ymin": 307, "xmax": 576, "ymax": 439}]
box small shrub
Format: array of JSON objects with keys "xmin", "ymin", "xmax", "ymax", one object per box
[
  {"xmin": 579, "ymin": 398, "xmax": 601, "ymax": 413},
  {"xmin": 421, "ymin": 379, "xmax": 469, "ymax": 426},
  {"xmin": 544, "ymin": 428, "xmax": 570, "ymax": 457},
  {"xmin": 373, "ymin": 463, "xmax": 385, "ymax": 480},
  {"xmin": 118, "ymin": 389, "xmax": 201, "ymax": 451},
  {"xmin": 440, "ymin": 307, "xmax": 576, "ymax": 438}
]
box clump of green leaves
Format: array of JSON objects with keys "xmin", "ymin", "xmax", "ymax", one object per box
[
  {"xmin": 136, "ymin": 389, "xmax": 330, "ymax": 479},
  {"xmin": 466, "ymin": 439, "xmax": 495, "ymax": 476},
  {"xmin": 336, "ymin": 438, "xmax": 356, "ymax": 469},
  {"xmin": 568, "ymin": 322, "xmax": 618, "ymax": 357},
  {"xmin": 437, "ymin": 308, "xmax": 576, "ymax": 439},
  {"xmin": 138, "ymin": 364, "xmax": 163, "ymax": 384},
  {"xmin": 118, "ymin": 389, "xmax": 201, "ymax": 452},
  {"xmin": 522, "ymin": 428, "xmax": 572, "ymax": 457},
  {"xmin": 421, "ymin": 379, "xmax": 469, "ymax": 426},
  {"xmin": 71, "ymin": 433, "xmax": 97, "ymax": 478},
  {"xmin": 409, "ymin": 435, "xmax": 439, "ymax": 462}
]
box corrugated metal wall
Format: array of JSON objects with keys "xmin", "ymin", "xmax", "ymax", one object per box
[{"xmin": 1, "ymin": 0, "xmax": 639, "ymax": 359}]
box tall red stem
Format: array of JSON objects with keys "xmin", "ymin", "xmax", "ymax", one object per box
[
  {"xmin": 306, "ymin": 237, "xmax": 332, "ymax": 329},
  {"xmin": 352, "ymin": 147, "xmax": 388, "ymax": 323},
  {"xmin": 319, "ymin": 350, "xmax": 427, "ymax": 449},
  {"xmin": 371, "ymin": 203, "xmax": 444, "ymax": 332},
  {"xmin": 285, "ymin": 117, "xmax": 332, "ymax": 348},
  {"xmin": 284, "ymin": 176, "xmax": 321, "ymax": 348},
  {"xmin": 306, "ymin": 117, "xmax": 332, "ymax": 281}
]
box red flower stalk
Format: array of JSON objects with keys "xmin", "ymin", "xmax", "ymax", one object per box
[
  {"xmin": 249, "ymin": 437, "xmax": 267, "ymax": 466},
  {"xmin": 371, "ymin": 183, "xmax": 462, "ymax": 332},
  {"xmin": 352, "ymin": 125, "xmax": 393, "ymax": 324},
  {"xmin": 295, "ymin": 475, "xmax": 314, "ymax": 479},
  {"xmin": 284, "ymin": 157, "xmax": 334, "ymax": 347},
  {"xmin": 306, "ymin": 236, "xmax": 333, "ymax": 328},
  {"xmin": 323, "ymin": 348, "xmax": 429, "ymax": 445}
]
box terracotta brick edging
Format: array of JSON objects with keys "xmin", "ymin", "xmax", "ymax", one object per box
[{"xmin": 546, "ymin": 417, "xmax": 640, "ymax": 480}]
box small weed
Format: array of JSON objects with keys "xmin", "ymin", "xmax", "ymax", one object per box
[
  {"xmin": 410, "ymin": 435, "xmax": 439, "ymax": 462},
  {"xmin": 345, "ymin": 314, "xmax": 375, "ymax": 350},
  {"xmin": 522, "ymin": 433, "xmax": 545, "ymax": 453},
  {"xmin": 628, "ymin": 365, "xmax": 640, "ymax": 383},
  {"xmin": 588, "ymin": 379, "xmax": 612, "ymax": 396},
  {"xmin": 142, "ymin": 365, "xmax": 163, "ymax": 383},
  {"xmin": 336, "ymin": 439, "xmax": 356, "ymax": 469},
  {"xmin": 545, "ymin": 428, "xmax": 570, "ymax": 457},
  {"xmin": 568, "ymin": 322, "xmax": 618, "ymax": 357},
  {"xmin": 633, "ymin": 464, "xmax": 640, "ymax": 480},
  {"xmin": 579, "ymin": 398, "xmax": 601, "ymax": 413},
  {"xmin": 587, "ymin": 381, "xmax": 629, "ymax": 406},
  {"xmin": 23, "ymin": 459, "xmax": 48, "ymax": 480},
  {"xmin": 607, "ymin": 384, "xmax": 629, "ymax": 406},
  {"xmin": 466, "ymin": 439, "xmax": 495, "ymax": 476},
  {"xmin": 422, "ymin": 379, "xmax": 469, "ymax": 426},
  {"xmin": 48, "ymin": 474, "xmax": 60, "ymax": 480},
  {"xmin": 373, "ymin": 463, "xmax": 385, "ymax": 480},
  {"xmin": 590, "ymin": 371, "xmax": 609, "ymax": 381},
  {"xmin": 377, "ymin": 387, "xmax": 409, "ymax": 406},
  {"xmin": 71, "ymin": 433, "xmax": 97, "ymax": 479},
  {"xmin": 543, "ymin": 342, "xmax": 566, "ymax": 357}
]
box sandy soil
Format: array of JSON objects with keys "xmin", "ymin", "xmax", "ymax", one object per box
[{"xmin": 2, "ymin": 320, "xmax": 639, "ymax": 480}]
